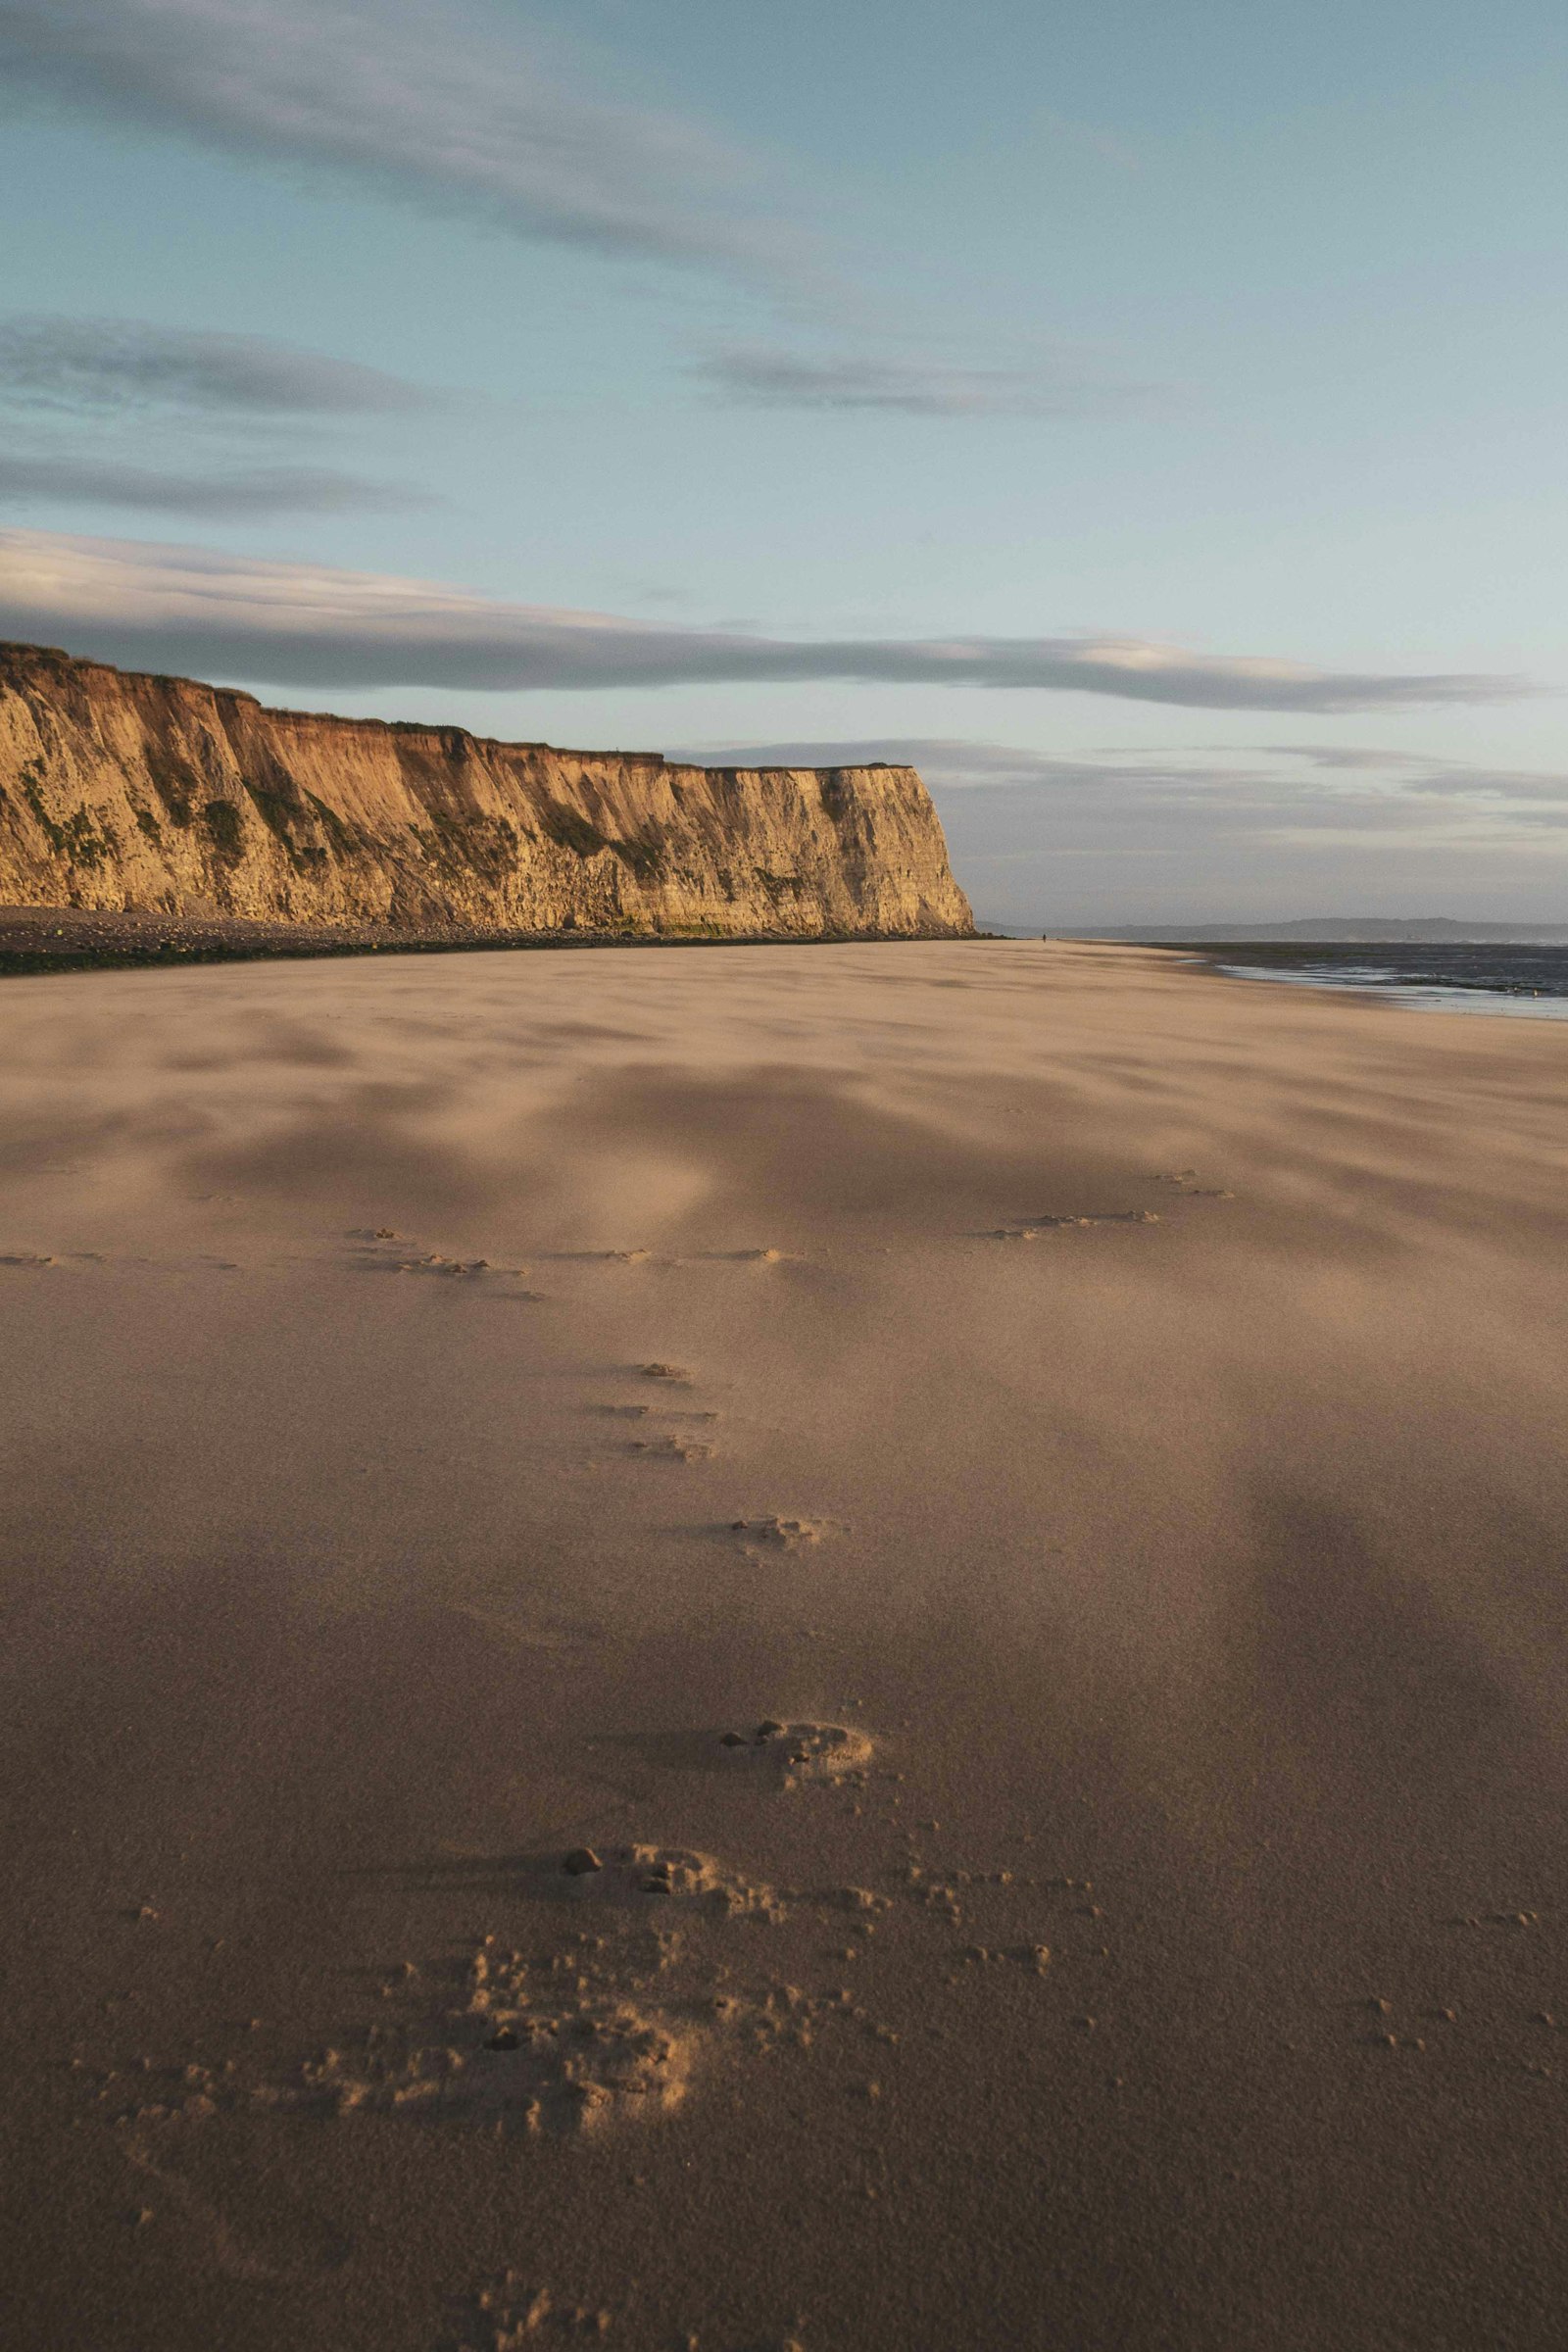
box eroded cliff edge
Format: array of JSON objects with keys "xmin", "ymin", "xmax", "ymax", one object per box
[{"xmin": 0, "ymin": 642, "xmax": 973, "ymax": 940}]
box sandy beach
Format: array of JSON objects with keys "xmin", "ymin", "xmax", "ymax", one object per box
[{"xmin": 3, "ymin": 935, "xmax": 1567, "ymax": 2351}]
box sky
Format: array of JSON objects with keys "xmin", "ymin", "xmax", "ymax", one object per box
[{"xmin": 1, "ymin": 0, "xmax": 1566, "ymax": 925}]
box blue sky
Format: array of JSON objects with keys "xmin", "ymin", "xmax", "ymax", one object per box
[{"xmin": 1, "ymin": 0, "xmax": 1566, "ymax": 923}]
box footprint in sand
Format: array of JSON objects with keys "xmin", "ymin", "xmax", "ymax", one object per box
[
  {"xmin": 444, "ymin": 2275, "xmax": 613, "ymax": 2344},
  {"xmin": 349, "ymin": 1233, "xmax": 537, "ymax": 1287},
  {"xmin": 551, "ymin": 1843, "xmax": 786, "ymax": 1915},
  {"xmin": 152, "ymin": 1774, "xmax": 1065, "ymax": 2161},
  {"xmin": 245, "ymin": 1844, "xmax": 878, "ymax": 2137},
  {"xmin": 713, "ymin": 1720, "xmax": 874, "ymax": 1789},
  {"xmin": 1152, "ymin": 1172, "xmax": 1235, "ymax": 1199},
  {"xmin": 599, "ymin": 1719, "xmax": 870, "ymax": 1794},
  {"xmin": 731, "ymin": 1516, "xmax": 841, "ymax": 1552},
  {"xmin": 598, "ymin": 1403, "xmax": 719, "ymax": 1423},
  {"xmin": 989, "ymin": 1210, "xmax": 1160, "ymax": 1241},
  {"xmin": 629, "ymin": 1435, "xmax": 713, "ymax": 1463},
  {"xmin": 957, "ymin": 1942, "xmax": 1053, "ymax": 1976}
]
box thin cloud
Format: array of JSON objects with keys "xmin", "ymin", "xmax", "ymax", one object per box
[
  {"xmin": 0, "ymin": 0, "xmax": 785, "ymax": 275},
  {"xmin": 693, "ymin": 736, "xmax": 1568, "ymax": 809},
  {"xmin": 1255, "ymin": 743, "xmax": 1443, "ymax": 774},
  {"xmin": 0, "ymin": 455, "xmax": 431, "ymax": 516},
  {"xmin": 0, "ymin": 315, "xmax": 444, "ymax": 416},
  {"xmin": 1257, "ymin": 743, "xmax": 1568, "ymax": 803},
  {"xmin": 692, "ymin": 348, "xmax": 1150, "ymax": 418},
  {"xmin": 1091, "ymin": 741, "xmax": 1568, "ymax": 803},
  {"xmin": 684, "ymin": 741, "xmax": 1568, "ymax": 862},
  {"xmin": 1402, "ymin": 765, "xmax": 1568, "ymax": 803},
  {"xmin": 0, "ymin": 531, "xmax": 1529, "ymax": 710},
  {"xmin": 677, "ymin": 737, "xmax": 1424, "ymax": 816},
  {"xmin": 672, "ymin": 739, "xmax": 1163, "ymax": 786}
]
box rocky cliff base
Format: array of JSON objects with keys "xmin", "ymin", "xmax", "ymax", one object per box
[{"xmin": 0, "ymin": 903, "xmax": 969, "ymax": 979}]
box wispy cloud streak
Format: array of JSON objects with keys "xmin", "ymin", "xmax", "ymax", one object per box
[
  {"xmin": 0, "ymin": 315, "xmax": 442, "ymax": 416},
  {"xmin": 0, "ymin": 532, "xmax": 1527, "ymax": 710},
  {"xmin": 0, "ymin": 456, "xmax": 430, "ymax": 515},
  {"xmin": 0, "ymin": 0, "xmax": 781, "ymax": 274},
  {"xmin": 692, "ymin": 347, "xmax": 1151, "ymax": 418}
]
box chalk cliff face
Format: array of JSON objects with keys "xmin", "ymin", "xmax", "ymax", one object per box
[{"xmin": 0, "ymin": 642, "xmax": 973, "ymax": 939}]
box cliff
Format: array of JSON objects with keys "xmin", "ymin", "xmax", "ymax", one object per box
[{"xmin": 0, "ymin": 642, "xmax": 972, "ymax": 941}]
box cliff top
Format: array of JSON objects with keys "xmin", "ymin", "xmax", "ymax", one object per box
[{"xmin": 0, "ymin": 639, "xmax": 905, "ymax": 778}]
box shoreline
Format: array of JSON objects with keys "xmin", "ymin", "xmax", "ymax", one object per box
[
  {"xmin": 1040, "ymin": 935, "xmax": 1568, "ymax": 1021},
  {"xmin": 1158, "ymin": 939, "xmax": 1568, "ymax": 1020}
]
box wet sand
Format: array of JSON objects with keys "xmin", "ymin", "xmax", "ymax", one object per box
[{"xmin": 2, "ymin": 936, "xmax": 1567, "ymax": 2351}]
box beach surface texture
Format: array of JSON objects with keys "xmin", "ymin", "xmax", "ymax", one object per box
[{"xmin": 2, "ymin": 936, "xmax": 1566, "ymax": 2351}]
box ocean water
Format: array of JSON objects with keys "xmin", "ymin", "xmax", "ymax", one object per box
[{"xmin": 1193, "ymin": 942, "xmax": 1568, "ymax": 1019}]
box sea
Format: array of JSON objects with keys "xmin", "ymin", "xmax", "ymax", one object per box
[{"xmin": 1190, "ymin": 941, "xmax": 1568, "ymax": 1019}]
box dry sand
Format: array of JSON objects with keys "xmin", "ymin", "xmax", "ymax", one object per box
[{"xmin": 2, "ymin": 936, "xmax": 1567, "ymax": 2350}]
